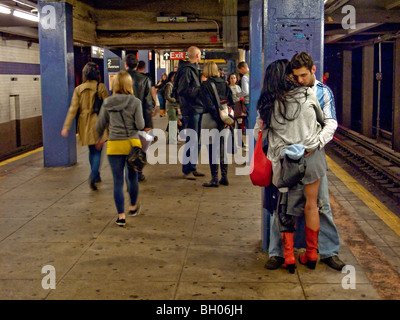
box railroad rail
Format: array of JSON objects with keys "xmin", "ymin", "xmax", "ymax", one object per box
[{"xmin": 328, "ymin": 125, "xmax": 400, "ymax": 203}]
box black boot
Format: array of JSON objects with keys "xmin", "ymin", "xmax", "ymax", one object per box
[
  {"xmin": 203, "ymin": 164, "xmax": 219, "ymax": 187},
  {"xmin": 219, "ymin": 164, "xmax": 229, "ymax": 185}
]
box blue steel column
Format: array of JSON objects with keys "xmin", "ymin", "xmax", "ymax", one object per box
[
  {"xmin": 249, "ymin": 0, "xmax": 263, "ymax": 130},
  {"xmin": 39, "ymin": 1, "xmax": 76, "ymax": 167},
  {"xmin": 249, "ymin": 0, "xmax": 266, "ymax": 251},
  {"xmin": 261, "ymin": 0, "xmax": 325, "ymax": 250}
]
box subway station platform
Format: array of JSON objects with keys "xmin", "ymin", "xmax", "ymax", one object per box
[{"xmin": 1, "ymin": 117, "xmax": 400, "ymax": 301}]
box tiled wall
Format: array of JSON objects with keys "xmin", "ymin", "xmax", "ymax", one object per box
[{"xmin": 0, "ymin": 39, "xmax": 42, "ymax": 159}]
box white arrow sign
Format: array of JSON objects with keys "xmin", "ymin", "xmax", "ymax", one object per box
[{"xmin": 163, "ymin": 52, "xmax": 170, "ymax": 60}]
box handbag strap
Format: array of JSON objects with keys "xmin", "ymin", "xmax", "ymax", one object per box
[
  {"xmin": 118, "ymin": 110, "xmax": 130, "ymax": 138},
  {"xmin": 210, "ymin": 82, "xmax": 222, "ymax": 110}
]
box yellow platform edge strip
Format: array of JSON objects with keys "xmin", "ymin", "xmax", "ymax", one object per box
[
  {"xmin": 0, "ymin": 147, "xmax": 43, "ymax": 167},
  {"xmin": 327, "ymin": 155, "xmax": 400, "ymax": 237}
]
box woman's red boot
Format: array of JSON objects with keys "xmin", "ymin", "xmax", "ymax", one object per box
[
  {"xmin": 299, "ymin": 226, "xmax": 319, "ymax": 269},
  {"xmin": 281, "ymin": 232, "xmax": 296, "ymax": 274}
]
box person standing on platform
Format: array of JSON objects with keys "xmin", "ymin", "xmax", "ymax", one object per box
[
  {"xmin": 263, "ymin": 52, "xmax": 345, "ymax": 271},
  {"xmin": 61, "ymin": 62, "xmax": 109, "ymax": 191},
  {"xmin": 96, "ymin": 71, "xmax": 144, "ymax": 227},
  {"xmin": 175, "ymin": 46, "xmax": 205, "ymax": 179},
  {"xmin": 237, "ymin": 61, "xmax": 250, "ymax": 130},
  {"xmin": 256, "ymin": 59, "xmax": 327, "ymax": 273},
  {"xmin": 125, "ymin": 54, "xmax": 153, "ymax": 182},
  {"xmin": 200, "ymin": 61, "xmax": 233, "ymax": 187},
  {"xmin": 164, "ymin": 71, "xmax": 180, "ymax": 144},
  {"xmin": 155, "ymin": 72, "xmax": 168, "ymax": 117}
]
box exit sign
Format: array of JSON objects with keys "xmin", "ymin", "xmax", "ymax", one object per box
[{"xmin": 163, "ymin": 51, "xmax": 186, "ymax": 60}]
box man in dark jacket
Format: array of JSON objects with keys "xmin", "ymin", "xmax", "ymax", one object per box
[
  {"xmin": 175, "ymin": 46, "xmax": 205, "ymax": 178},
  {"xmin": 125, "ymin": 54, "xmax": 153, "ymax": 131},
  {"xmin": 125, "ymin": 53, "xmax": 153, "ymax": 182}
]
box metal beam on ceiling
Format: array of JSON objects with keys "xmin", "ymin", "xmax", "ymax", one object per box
[{"xmin": 325, "ymin": 23, "xmax": 382, "ymax": 43}]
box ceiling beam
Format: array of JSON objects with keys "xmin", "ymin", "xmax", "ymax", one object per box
[
  {"xmin": 325, "ymin": 8, "xmax": 400, "ymax": 23},
  {"xmin": 0, "ymin": 26, "xmax": 38, "ymax": 39},
  {"xmin": 96, "ymin": 31, "xmax": 222, "ymax": 49},
  {"xmin": 325, "ymin": 23, "xmax": 382, "ymax": 43},
  {"xmin": 324, "ymin": 0, "xmax": 350, "ymax": 15},
  {"xmin": 384, "ymin": 0, "xmax": 400, "ymax": 10}
]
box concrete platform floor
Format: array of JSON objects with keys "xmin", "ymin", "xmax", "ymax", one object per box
[{"xmin": 1, "ymin": 117, "xmax": 399, "ymax": 300}]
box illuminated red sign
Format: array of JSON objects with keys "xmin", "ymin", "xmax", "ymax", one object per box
[{"xmin": 170, "ymin": 51, "xmax": 186, "ymax": 60}]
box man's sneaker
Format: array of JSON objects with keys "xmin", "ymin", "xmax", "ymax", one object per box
[
  {"xmin": 115, "ymin": 218, "xmax": 126, "ymax": 226},
  {"xmin": 129, "ymin": 204, "xmax": 141, "ymax": 217},
  {"xmin": 264, "ymin": 256, "xmax": 285, "ymax": 270}
]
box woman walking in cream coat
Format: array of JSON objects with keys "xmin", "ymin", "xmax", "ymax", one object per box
[{"xmin": 61, "ymin": 62, "xmax": 109, "ymax": 190}]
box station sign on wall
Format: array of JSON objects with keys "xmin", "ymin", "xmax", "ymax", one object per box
[{"xmin": 107, "ymin": 58, "xmax": 120, "ymax": 72}]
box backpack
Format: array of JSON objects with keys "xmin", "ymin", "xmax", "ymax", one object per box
[{"xmin": 92, "ymin": 82, "xmax": 103, "ymax": 115}]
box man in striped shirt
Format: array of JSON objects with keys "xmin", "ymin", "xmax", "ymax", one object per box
[{"xmin": 265, "ymin": 51, "xmax": 345, "ymax": 271}]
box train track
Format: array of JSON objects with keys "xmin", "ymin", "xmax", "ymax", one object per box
[{"xmin": 327, "ymin": 125, "xmax": 400, "ymax": 203}]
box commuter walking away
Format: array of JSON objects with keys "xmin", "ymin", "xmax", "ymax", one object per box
[
  {"xmin": 256, "ymin": 59, "xmax": 327, "ymax": 273},
  {"xmin": 125, "ymin": 54, "xmax": 153, "ymax": 182},
  {"xmin": 175, "ymin": 46, "xmax": 205, "ymax": 179},
  {"xmin": 96, "ymin": 71, "xmax": 144, "ymax": 227},
  {"xmin": 200, "ymin": 61, "xmax": 234, "ymax": 187},
  {"xmin": 137, "ymin": 60, "xmax": 158, "ymax": 117},
  {"xmin": 61, "ymin": 62, "xmax": 109, "ymax": 191}
]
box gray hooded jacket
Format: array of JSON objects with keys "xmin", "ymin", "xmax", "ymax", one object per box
[{"xmin": 96, "ymin": 94, "xmax": 145, "ymax": 141}]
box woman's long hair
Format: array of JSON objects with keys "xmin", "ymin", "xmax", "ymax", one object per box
[{"xmin": 257, "ymin": 59, "xmax": 303, "ymax": 127}]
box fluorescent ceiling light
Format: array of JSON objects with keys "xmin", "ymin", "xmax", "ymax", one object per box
[
  {"xmin": 13, "ymin": 9, "xmax": 38, "ymax": 22},
  {"xmin": 0, "ymin": 5, "xmax": 12, "ymax": 14}
]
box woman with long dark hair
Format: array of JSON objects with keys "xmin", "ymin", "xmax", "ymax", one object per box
[
  {"xmin": 256, "ymin": 59, "xmax": 326, "ymax": 273},
  {"xmin": 61, "ymin": 62, "xmax": 109, "ymax": 190}
]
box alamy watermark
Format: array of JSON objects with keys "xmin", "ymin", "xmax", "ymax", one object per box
[
  {"xmin": 41, "ymin": 265, "xmax": 56, "ymax": 290},
  {"xmin": 341, "ymin": 5, "xmax": 356, "ymax": 30},
  {"xmin": 341, "ymin": 265, "xmax": 356, "ymax": 289}
]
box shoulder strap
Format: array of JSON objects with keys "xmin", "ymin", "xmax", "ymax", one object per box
[
  {"xmin": 210, "ymin": 82, "xmax": 222, "ymax": 109},
  {"xmin": 118, "ymin": 110, "xmax": 130, "ymax": 138}
]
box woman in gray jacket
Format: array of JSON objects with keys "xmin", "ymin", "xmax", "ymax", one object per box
[
  {"xmin": 96, "ymin": 71, "xmax": 145, "ymax": 226},
  {"xmin": 256, "ymin": 59, "xmax": 326, "ymax": 273}
]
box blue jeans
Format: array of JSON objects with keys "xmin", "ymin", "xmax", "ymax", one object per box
[
  {"xmin": 158, "ymin": 93, "xmax": 165, "ymax": 110},
  {"xmin": 182, "ymin": 113, "xmax": 202, "ymax": 175},
  {"xmin": 88, "ymin": 145, "xmax": 102, "ymax": 183},
  {"xmin": 108, "ymin": 155, "xmax": 139, "ymax": 214},
  {"xmin": 268, "ymin": 174, "xmax": 341, "ymax": 259}
]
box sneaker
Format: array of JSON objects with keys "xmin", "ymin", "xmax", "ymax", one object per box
[
  {"xmin": 129, "ymin": 204, "xmax": 141, "ymax": 217},
  {"xmin": 115, "ymin": 218, "xmax": 126, "ymax": 226},
  {"xmin": 89, "ymin": 180, "xmax": 97, "ymax": 191}
]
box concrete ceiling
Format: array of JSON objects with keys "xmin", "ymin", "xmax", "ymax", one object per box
[{"xmin": 0, "ymin": 0, "xmax": 399, "ymax": 50}]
